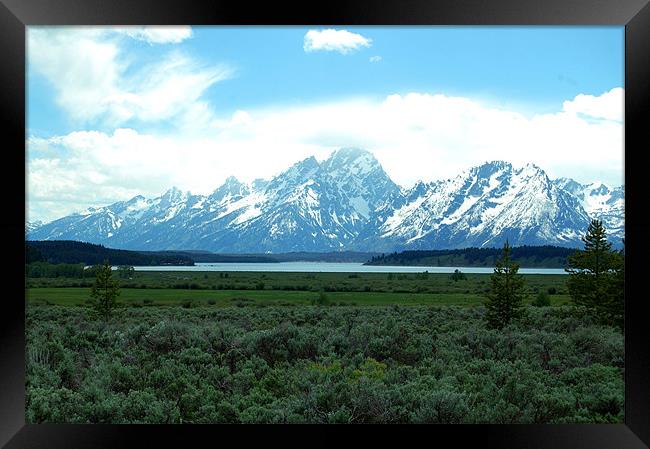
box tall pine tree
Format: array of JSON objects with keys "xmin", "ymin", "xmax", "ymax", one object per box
[
  {"xmin": 90, "ymin": 260, "xmax": 120, "ymax": 320},
  {"xmin": 565, "ymin": 219, "xmax": 623, "ymax": 328},
  {"xmin": 484, "ymin": 241, "xmax": 526, "ymax": 329}
]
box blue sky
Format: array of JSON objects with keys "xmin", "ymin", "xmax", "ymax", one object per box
[{"xmin": 27, "ymin": 26, "xmax": 624, "ymax": 222}]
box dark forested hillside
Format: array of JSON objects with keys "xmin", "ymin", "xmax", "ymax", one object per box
[
  {"xmin": 26, "ymin": 241, "xmax": 379, "ymax": 265},
  {"xmin": 269, "ymin": 251, "xmax": 380, "ymax": 263},
  {"xmin": 26, "ymin": 241, "xmax": 194, "ymax": 266},
  {"xmin": 151, "ymin": 251, "xmax": 279, "ymax": 263},
  {"xmin": 365, "ymin": 245, "xmax": 576, "ymax": 268}
]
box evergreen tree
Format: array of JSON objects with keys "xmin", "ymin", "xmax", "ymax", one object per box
[
  {"xmin": 90, "ymin": 260, "xmax": 120, "ymax": 320},
  {"xmin": 484, "ymin": 241, "xmax": 526, "ymax": 329},
  {"xmin": 565, "ymin": 220, "xmax": 623, "ymax": 328}
]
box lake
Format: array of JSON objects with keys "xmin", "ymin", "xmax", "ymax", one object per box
[{"xmin": 133, "ymin": 262, "xmax": 568, "ymax": 275}]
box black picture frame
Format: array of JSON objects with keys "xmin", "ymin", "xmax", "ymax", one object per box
[{"xmin": 2, "ymin": 0, "xmax": 649, "ymax": 447}]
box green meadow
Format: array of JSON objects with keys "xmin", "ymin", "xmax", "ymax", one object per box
[{"xmin": 26, "ymin": 270, "xmax": 571, "ymax": 307}]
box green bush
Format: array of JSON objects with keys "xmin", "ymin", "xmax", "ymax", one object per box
[
  {"xmin": 25, "ymin": 305, "xmax": 623, "ymax": 424},
  {"xmin": 532, "ymin": 291, "xmax": 551, "ymax": 307},
  {"xmin": 311, "ymin": 290, "xmax": 330, "ymax": 306},
  {"xmin": 412, "ymin": 390, "xmax": 470, "ymax": 423}
]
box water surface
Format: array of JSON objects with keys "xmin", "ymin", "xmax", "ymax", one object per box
[{"xmin": 133, "ymin": 262, "xmax": 567, "ymax": 274}]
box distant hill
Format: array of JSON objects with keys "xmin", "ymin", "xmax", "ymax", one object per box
[
  {"xmin": 147, "ymin": 250, "xmax": 377, "ymax": 263},
  {"xmin": 266, "ymin": 251, "xmax": 379, "ymax": 263},
  {"xmin": 26, "ymin": 241, "xmax": 195, "ymax": 266},
  {"xmin": 25, "ymin": 241, "xmax": 376, "ymax": 265},
  {"xmin": 364, "ymin": 245, "xmax": 577, "ymax": 268},
  {"xmin": 156, "ymin": 251, "xmax": 279, "ymax": 263}
]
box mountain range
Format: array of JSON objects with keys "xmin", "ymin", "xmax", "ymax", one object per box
[{"xmin": 27, "ymin": 148, "xmax": 624, "ymax": 252}]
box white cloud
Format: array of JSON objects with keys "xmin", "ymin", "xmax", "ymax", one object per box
[
  {"xmin": 562, "ymin": 87, "xmax": 623, "ymax": 121},
  {"xmin": 116, "ymin": 26, "xmax": 193, "ymax": 44},
  {"xmin": 303, "ymin": 29, "xmax": 371, "ymax": 54},
  {"xmin": 369, "ymin": 55, "xmax": 382, "ymax": 63},
  {"xmin": 27, "ymin": 89, "xmax": 624, "ymax": 223},
  {"xmin": 27, "ymin": 28, "xmax": 230, "ymax": 127},
  {"xmin": 28, "ymin": 29, "xmax": 121, "ymax": 123},
  {"xmin": 107, "ymin": 51, "xmax": 231, "ymax": 125}
]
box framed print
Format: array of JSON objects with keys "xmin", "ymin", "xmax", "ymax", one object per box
[{"xmin": 1, "ymin": 0, "xmax": 649, "ymax": 447}]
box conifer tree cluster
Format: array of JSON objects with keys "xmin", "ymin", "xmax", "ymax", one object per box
[{"xmin": 483, "ymin": 220, "xmax": 624, "ymax": 331}]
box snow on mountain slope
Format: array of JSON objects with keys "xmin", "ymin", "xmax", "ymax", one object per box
[
  {"xmin": 28, "ymin": 150, "xmax": 624, "ymax": 251},
  {"xmin": 553, "ymin": 178, "xmax": 624, "ymax": 242},
  {"xmin": 25, "ymin": 220, "xmax": 43, "ymax": 234},
  {"xmin": 375, "ymin": 162, "xmax": 601, "ymax": 249}
]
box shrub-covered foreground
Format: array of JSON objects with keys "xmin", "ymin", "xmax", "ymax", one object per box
[{"xmin": 26, "ymin": 305, "xmax": 623, "ymax": 423}]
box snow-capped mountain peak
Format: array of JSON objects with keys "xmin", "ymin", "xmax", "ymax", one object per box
[
  {"xmin": 286, "ymin": 156, "xmax": 320, "ymax": 178},
  {"xmin": 322, "ymin": 147, "xmax": 381, "ymax": 177},
  {"xmin": 552, "ymin": 178, "xmax": 624, "ymax": 237},
  {"xmin": 159, "ymin": 186, "xmax": 188, "ymax": 205},
  {"xmin": 28, "ymin": 151, "xmax": 624, "ymax": 251},
  {"xmin": 25, "ymin": 220, "xmax": 43, "ymax": 234},
  {"xmin": 209, "ymin": 176, "xmax": 250, "ymax": 202}
]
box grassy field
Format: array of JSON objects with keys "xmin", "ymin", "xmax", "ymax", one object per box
[
  {"xmin": 24, "ymin": 269, "xmax": 622, "ymax": 424},
  {"xmin": 26, "ymin": 270, "xmax": 571, "ymax": 307}
]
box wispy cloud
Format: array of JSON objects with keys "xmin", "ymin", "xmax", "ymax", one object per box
[
  {"xmin": 28, "ymin": 88, "xmax": 624, "ymax": 223},
  {"xmin": 369, "ymin": 55, "xmax": 382, "ymax": 63},
  {"xmin": 116, "ymin": 26, "xmax": 193, "ymax": 44},
  {"xmin": 303, "ymin": 29, "xmax": 372, "ymax": 54},
  {"xmin": 27, "ymin": 27, "xmax": 231, "ymax": 128}
]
